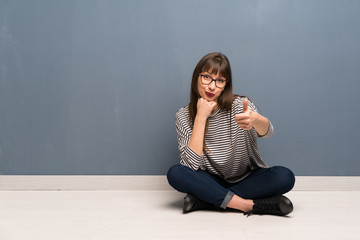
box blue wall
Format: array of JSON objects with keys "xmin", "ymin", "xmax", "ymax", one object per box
[{"xmin": 1, "ymin": 0, "xmax": 359, "ymax": 175}]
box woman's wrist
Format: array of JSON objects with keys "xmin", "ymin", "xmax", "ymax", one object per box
[
  {"xmin": 252, "ymin": 114, "xmax": 269, "ymax": 136},
  {"xmin": 195, "ymin": 114, "xmax": 208, "ymax": 125},
  {"xmin": 252, "ymin": 112, "xmax": 260, "ymax": 126}
]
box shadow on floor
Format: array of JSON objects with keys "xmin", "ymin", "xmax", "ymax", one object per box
[{"xmin": 166, "ymin": 198, "xmax": 183, "ymax": 210}]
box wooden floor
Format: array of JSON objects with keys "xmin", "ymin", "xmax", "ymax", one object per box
[{"xmin": 1, "ymin": 190, "xmax": 359, "ymax": 239}]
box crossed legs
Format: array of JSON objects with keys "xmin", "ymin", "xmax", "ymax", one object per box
[{"xmin": 167, "ymin": 164, "xmax": 295, "ymax": 212}]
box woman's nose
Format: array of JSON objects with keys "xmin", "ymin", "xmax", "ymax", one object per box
[{"xmin": 208, "ymin": 80, "xmax": 216, "ymax": 90}]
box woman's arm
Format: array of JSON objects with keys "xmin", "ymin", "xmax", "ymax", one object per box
[
  {"xmin": 175, "ymin": 98, "xmax": 216, "ymax": 170},
  {"xmin": 188, "ymin": 115, "xmax": 207, "ymax": 156},
  {"xmin": 188, "ymin": 98, "xmax": 217, "ymax": 156},
  {"xmin": 252, "ymin": 112, "xmax": 270, "ymax": 137},
  {"xmin": 176, "ymin": 112, "xmax": 203, "ymax": 170}
]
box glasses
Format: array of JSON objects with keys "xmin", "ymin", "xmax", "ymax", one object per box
[{"xmin": 199, "ymin": 74, "xmax": 227, "ymax": 88}]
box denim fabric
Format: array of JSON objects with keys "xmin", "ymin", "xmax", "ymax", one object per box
[{"xmin": 167, "ymin": 164, "xmax": 295, "ymax": 209}]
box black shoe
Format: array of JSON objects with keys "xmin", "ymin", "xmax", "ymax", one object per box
[
  {"xmin": 244, "ymin": 195, "xmax": 293, "ymax": 216},
  {"xmin": 183, "ymin": 194, "xmax": 221, "ymax": 213}
]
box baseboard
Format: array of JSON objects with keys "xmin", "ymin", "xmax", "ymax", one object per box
[
  {"xmin": 293, "ymin": 176, "xmax": 360, "ymax": 191},
  {"xmin": 0, "ymin": 175, "xmax": 359, "ymax": 191}
]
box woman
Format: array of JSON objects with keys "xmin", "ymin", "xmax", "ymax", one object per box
[{"xmin": 167, "ymin": 52, "xmax": 295, "ymax": 216}]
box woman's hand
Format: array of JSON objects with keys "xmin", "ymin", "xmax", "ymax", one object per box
[
  {"xmin": 196, "ymin": 98, "xmax": 217, "ymax": 120},
  {"xmin": 235, "ymin": 99, "xmax": 259, "ymax": 130}
]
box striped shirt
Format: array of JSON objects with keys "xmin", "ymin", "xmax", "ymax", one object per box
[{"xmin": 176, "ymin": 97, "xmax": 273, "ymax": 183}]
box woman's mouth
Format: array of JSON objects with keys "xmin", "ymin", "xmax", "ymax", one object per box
[{"xmin": 205, "ymin": 91, "xmax": 215, "ymax": 98}]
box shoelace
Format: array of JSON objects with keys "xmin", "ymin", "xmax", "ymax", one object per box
[
  {"xmin": 243, "ymin": 199, "xmax": 279, "ymax": 217},
  {"xmin": 243, "ymin": 211, "xmax": 252, "ymax": 217}
]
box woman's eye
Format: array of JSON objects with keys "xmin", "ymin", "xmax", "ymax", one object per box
[
  {"xmin": 204, "ymin": 75, "xmax": 211, "ymax": 79},
  {"xmin": 217, "ymin": 79, "xmax": 225, "ymax": 83}
]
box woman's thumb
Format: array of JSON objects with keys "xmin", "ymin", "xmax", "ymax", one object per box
[{"xmin": 242, "ymin": 98, "xmax": 249, "ymax": 112}]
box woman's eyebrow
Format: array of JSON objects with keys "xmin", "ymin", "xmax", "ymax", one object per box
[{"xmin": 204, "ymin": 71, "xmax": 226, "ymax": 79}]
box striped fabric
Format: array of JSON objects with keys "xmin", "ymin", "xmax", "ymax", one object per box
[{"xmin": 176, "ymin": 97, "xmax": 273, "ymax": 183}]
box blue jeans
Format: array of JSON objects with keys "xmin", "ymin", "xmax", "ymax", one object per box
[{"xmin": 167, "ymin": 164, "xmax": 295, "ymax": 209}]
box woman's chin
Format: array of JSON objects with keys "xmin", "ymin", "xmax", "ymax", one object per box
[{"xmin": 206, "ymin": 96, "xmax": 218, "ymax": 102}]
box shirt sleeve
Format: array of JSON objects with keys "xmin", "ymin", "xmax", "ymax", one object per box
[
  {"xmin": 175, "ymin": 109, "xmax": 203, "ymax": 170},
  {"xmin": 258, "ymin": 120, "xmax": 274, "ymax": 138}
]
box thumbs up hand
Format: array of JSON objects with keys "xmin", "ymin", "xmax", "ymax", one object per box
[{"xmin": 235, "ymin": 98, "xmax": 259, "ymax": 130}]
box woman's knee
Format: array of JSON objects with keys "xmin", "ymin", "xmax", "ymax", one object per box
[
  {"xmin": 166, "ymin": 164, "xmax": 187, "ymax": 188},
  {"xmin": 167, "ymin": 164, "xmax": 180, "ymax": 180},
  {"xmin": 272, "ymin": 166, "xmax": 296, "ymax": 193}
]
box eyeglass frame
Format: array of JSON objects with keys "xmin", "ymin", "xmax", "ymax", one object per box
[{"xmin": 199, "ymin": 73, "xmax": 228, "ymax": 88}]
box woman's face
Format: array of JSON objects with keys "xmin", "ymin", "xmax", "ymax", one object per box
[{"xmin": 197, "ymin": 70, "xmax": 226, "ymax": 103}]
